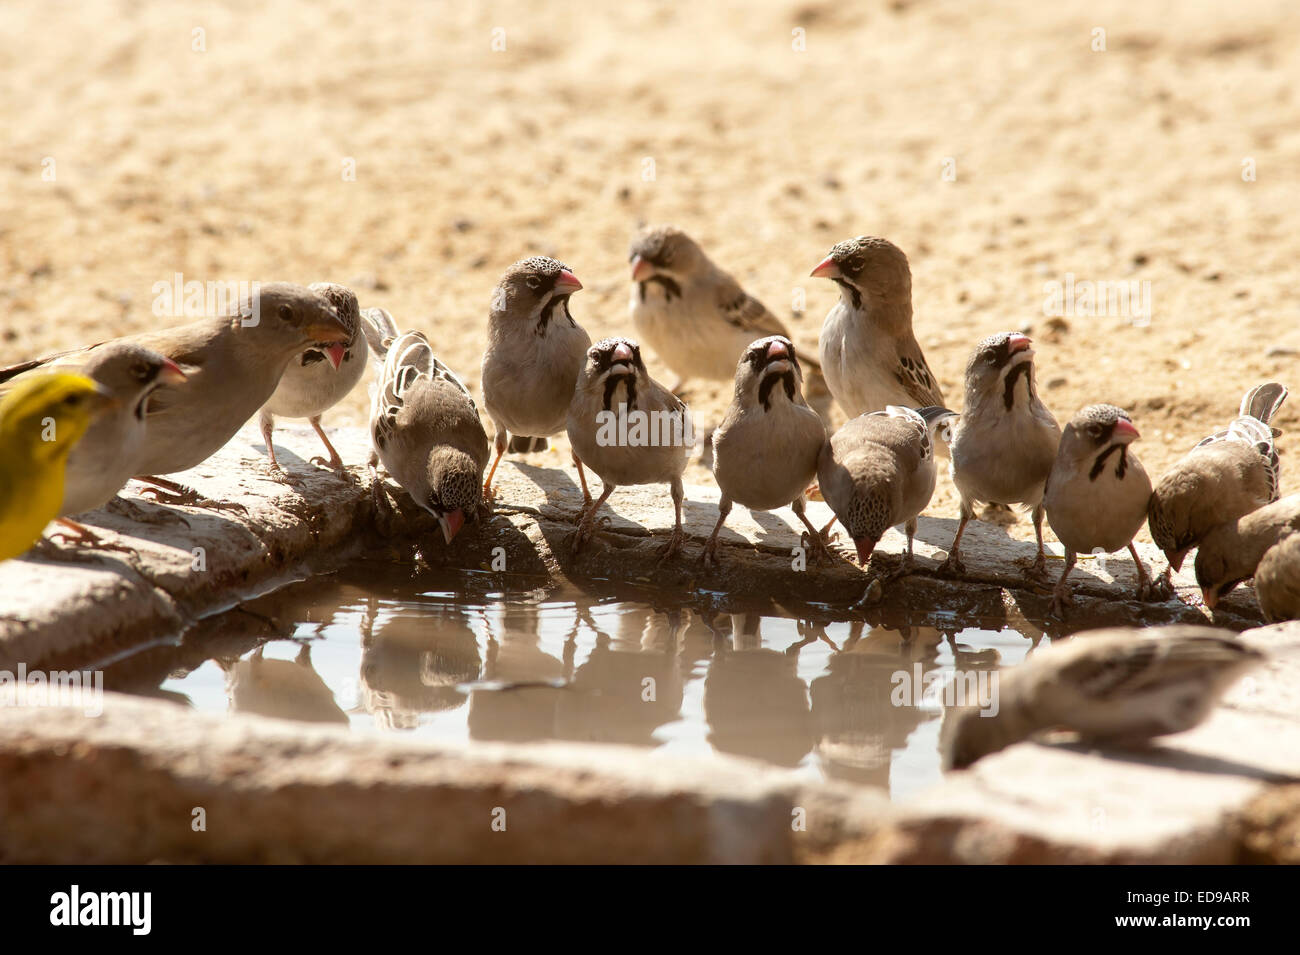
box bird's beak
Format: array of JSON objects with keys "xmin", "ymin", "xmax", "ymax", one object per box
[
  {"xmin": 610, "ymin": 342, "xmax": 635, "ymax": 375},
  {"xmin": 1169, "ymin": 548, "xmax": 1188, "ymax": 573},
  {"xmin": 306, "ymin": 312, "xmax": 350, "ymax": 346},
  {"xmin": 810, "ymin": 255, "xmax": 841, "ymax": 279},
  {"xmin": 158, "ymin": 358, "xmax": 188, "ymax": 386},
  {"xmin": 854, "ymin": 536, "xmax": 876, "ymax": 565},
  {"xmin": 1008, "ymin": 334, "xmax": 1034, "ymax": 357},
  {"xmin": 764, "ymin": 338, "xmax": 792, "ymax": 374},
  {"xmin": 630, "ymin": 255, "xmax": 654, "ymax": 283},
  {"xmin": 1114, "ymin": 418, "xmax": 1141, "ymax": 442},
  {"xmin": 1201, "ymin": 587, "xmax": 1217, "ymax": 610},
  {"xmin": 324, "ymin": 343, "xmax": 347, "ymax": 370},
  {"xmin": 438, "ymin": 508, "xmax": 466, "ymax": 545},
  {"xmin": 554, "ymin": 269, "xmax": 584, "ymax": 295}
]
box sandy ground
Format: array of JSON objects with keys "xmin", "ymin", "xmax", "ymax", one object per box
[{"xmin": 2, "ymin": 0, "xmax": 1298, "ymax": 549}]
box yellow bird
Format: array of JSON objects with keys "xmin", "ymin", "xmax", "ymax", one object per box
[{"xmin": 0, "ymin": 373, "xmax": 117, "ymax": 563}]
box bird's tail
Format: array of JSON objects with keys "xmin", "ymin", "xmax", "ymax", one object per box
[
  {"xmin": 359, "ymin": 307, "xmax": 400, "ymax": 361},
  {"xmin": 1241, "ymin": 381, "xmax": 1288, "ymax": 425},
  {"xmin": 508, "ymin": 435, "xmax": 548, "ymax": 454}
]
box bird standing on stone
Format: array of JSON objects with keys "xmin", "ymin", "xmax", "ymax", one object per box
[
  {"xmin": 1254, "ymin": 532, "xmax": 1300, "ymax": 623},
  {"xmin": 944, "ymin": 332, "xmax": 1061, "ymax": 577},
  {"xmin": 817, "ymin": 404, "xmax": 957, "ymax": 578},
  {"xmin": 941, "ymin": 626, "xmax": 1262, "ymax": 770},
  {"xmin": 567, "ymin": 337, "xmax": 691, "ymax": 558},
  {"xmin": 1195, "ymin": 493, "xmax": 1300, "ymax": 610},
  {"xmin": 811, "ymin": 236, "xmax": 945, "ymax": 417},
  {"xmin": 0, "ymin": 373, "xmax": 118, "ymax": 562},
  {"xmin": 703, "ymin": 335, "xmax": 828, "ymax": 568},
  {"xmin": 627, "ymin": 225, "xmax": 830, "ymax": 411},
  {"xmin": 1044, "ymin": 404, "xmax": 1154, "ymax": 615},
  {"xmin": 1148, "ymin": 382, "xmax": 1287, "ymax": 585},
  {"xmin": 0, "ymin": 283, "xmax": 349, "ymax": 509},
  {"xmin": 368, "ymin": 312, "xmax": 490, "ymax": 546},
  {"xmin": 259, "ymin": 282, "xmax": 369, "ymax": 471}
]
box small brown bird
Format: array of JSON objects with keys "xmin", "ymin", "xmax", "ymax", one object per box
[
  {"xmin": 1195, "ymin": 493, "xmax": 1300, "ymax": 610},
  {"xmin": 0, "ymin": 283, "xmax": 349, "ymax": 507},
  {"xmin": 369, "ymin": 318, "xmax": 490, "ymax": 545},
  {"xmin": 703, "ymin": 335, "xmax": 828, "ymax": 568},
  {"xmin": 1255, "ymin": 532, "xmax": 1300, "ymax": 623},
  {"xmin": 941, "ymin": 626, "xmax": 1262, "ymax": 770},
  {"xmin": 567, "ymin": 337, "xmax": 692, "ymax": 558},
  {"xmin": 812, "ymin": 236, "xmax": 944, "ymax": 417},
  {"xmin": 1044, "ymin": 404, "xmax": 1154, "ymax": 615},
  {"xmin": 817, "ymin": 404, "xmax": 958, "ymax": 573},
  {"xmin": 481, "ymin": 256, "xmax": 592, "ymax": 500},
  {"xmin": 628, "ymin": 225, "xmax": 829, "ymax": 408},
  {"xmin": 1148, "ymin": 382, "xmax": 1287, "ymax": 583},
  {"xmin": 258, "ymin": 282, "xmax": 369, "ymax": 471},
  {"xmin": 945, "ymin": 332, "xmax": 1061, "ymax": 576}
]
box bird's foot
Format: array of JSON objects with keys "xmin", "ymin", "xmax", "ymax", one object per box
[
  {"xmin": 1018, "ymin": 554, "xmax": 1051, "ymax": 583},
  {"xmin": 47, "ymin": 522, "xmax": 140, "ymax": 558},
  {"xmin": 700, "ymin": 538, "xmax": 721, "ymax": 570},
  {"xmin": 656, "ymin": 527, "xmax": 684, "ymax": 562},
  {"xmin": 137, "ymin": 479, "xmax": 248, "ymax": 515},
  {"xmin": 1146, "ymin": 573, "xmax": 1176, "ymax": 603},
  {"xmin": 105, "ymin": 495, "xmax": 191, "ymax": 529},
  {"xmin": 799, "ymin": 530, "xmax": 832, "ymax": 566},
  {"xmin": 309, "ymin": 452, "xmax": 345, "ymax": 470},
  {"xmin": 572, "ymin": 515, "xmax": 610, "ymax": 556},
  {"xmin": 1050, "ymin": 589, "xmax": 1074, "ymax": 618},
  {"xmin": 936, "ymin": 553, "xmax": 965, "ymax": 577}
]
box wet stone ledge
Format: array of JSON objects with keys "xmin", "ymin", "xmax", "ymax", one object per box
[{"xmin": 0, "ymin": 424, "xmax": 1296, "ymax": 864}]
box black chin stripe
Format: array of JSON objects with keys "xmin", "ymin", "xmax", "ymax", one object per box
[
  {"xmin": 537, "ymin": 293, "xmax": 573, "ymax": 334},
  {"xmin": 758, "ymin": 370, "xmax": 797, "ymax": 411},
  {"xmin": 602, "ymin": 372, "xmax": 637, "ymax": 412},
  {"xmin": 832, "ymin": 277, "xmax": 861, "ymax": 310},
  {"xmin": 1088, "ymin": 444, "xmax": 1129, "ymax": 481},
  {"xmin": 1002, "ymin": 361, "xmax": 1031, "ymax": 411},
  {"xmin": 640, "ymin": 275, "xmax": 681, "ymax": 302}
]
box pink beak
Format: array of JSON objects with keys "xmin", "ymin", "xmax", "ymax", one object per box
[
  {"xmin": 158, "ymin": 358, "xmax": 188, "ymax": 386},
  {"xmin": 438, "ymin": 507, "xmax": 466, "ymax": 545},
  {"xmin": 766, "ymin": 339, "xmax": 790, "ymax": 360},
  {"xmin": 1114, "ymin": 418, "xmax": 1141, "ymax": 441},
  {"xmin": 612, "ymin": 342, "xmax": 635, "ymax": 363},
  {"xmin": 854, "ymin": 536, "xmax": 876, "ymax": 565},
  {"xmin": 554, "ymin": 269, "xmax": 583, "ymax": 295},
  {"xmin": 324, "ymin": 343, "xmax": 347, "ymax": 370},
  {"xmin": 1008, "ymin": 334, "xmax": 1033, "ymax": 354},
  {"xmin": 1201, "ymin": 587, "xmax": 1217, "ymax": 610},
  {"xmin": 810, "ymin": 254, "xmax": 840, "ymax": 279},
  {"xmin": 630, "ymin": 255, "xmax": 654, "ymax": 283}
]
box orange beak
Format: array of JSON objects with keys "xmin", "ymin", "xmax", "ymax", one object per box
[
  {"xmin": 810, "ymin": 254, "xmax": 840, "ymax": 279},
  {"xmin": 630, "ymin": 255, "xmax": 654, "ymax": 283}
]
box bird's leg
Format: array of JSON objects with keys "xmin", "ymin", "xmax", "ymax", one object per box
[
  {"xmin": 818, "ymin": 515, "xmax": 839, "ymax": 542},
  {"xmin": 572, "ymin": 481, "xmax": 616, "ymax": 556},
  {"xmin": 1128, "ymin": 542, "xmax": 1158, "ymax": 602},
  {"xmin": 482, "ymin": 430, "xmax": 507, "ymax": 500},
  {"xmin": 573, "ymin": 453, "xmax": 593, "ymax": 513},
  {"xmin": 308, "ymin": 415, "xmax": 345, "ymax": 469},
  {"xmin": 657, "ymin": 478, "xmax": 685, "ymax": 560},
  {"xmin": 938, "ymin": 504, "xmax": 973, "ymax": 575},
  {"xmin": 46, "ymin": 518, "xmax": 140, "ymax": 557},
  {"xmin": 1020, "ymin": 502, "xmax": 1051, "ymax": 580},
  {"xmin": 135, "ymin": 475, "xmax": 248, "ymax": 514},
  {"xmin": 258, "ymin": 410, "xmax": 285, "ymax": 476},
  {"xmin": 792, "ymin": 495, "xmax": 832, "ymax": 565},
  {"xmin": 1050, "ymin": 550, "xmax": 1077, "ymax": 617},
  {"xmin": 701, "ymin": 498, "xmax": 732, "ymax": 569}
]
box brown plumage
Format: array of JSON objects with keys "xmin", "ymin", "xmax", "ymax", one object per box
[
  {"xmin": 1255, "ymin": 532, "xmax": 1300, "ymax": 623},
  {"xmin": 1195, "ymin": 493, "xmax": 1300, "ymax": 610}
]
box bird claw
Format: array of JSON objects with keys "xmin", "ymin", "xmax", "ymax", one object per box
[
  {"xmin": 309, "ymin": 454, "xmax": 345, "ymax": 471},
  {"xmin": 139, "ymin": 485, "xmax": 248, "ymax": 514},
  {"xmin": 1050, "ymin": 590, "xmax": 1073, "ymax": 618},
  {"xmin": 1018, "ymin": 554, "xmax": 1051, "ymax": 582},
  {"xmin": 656, "ymin": 528, "xmax": 684, "ymax": 562},
  {"xmin": 937, "ymin": 554, "xmax": 965, "ymax": 577},
  {"xmin": 799, "ymin": 530, "xmax": 831, "ymax": 566}
]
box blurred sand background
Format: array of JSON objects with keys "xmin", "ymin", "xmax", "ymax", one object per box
[{"xmin": 2, "ymin": 0, "xmax": 1298, "ymax": 545}]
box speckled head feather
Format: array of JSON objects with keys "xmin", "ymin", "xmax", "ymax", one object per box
[
  {"xmin": 629, "ymin": 225, "xmax": 701, "ymax": 270},
  {"xmin": 964, "ymin": 331, "xmax": 1037, "ymax": 412},
  {"xmin": 307, "ymin": 283, "xmax": 360, "ymax": 341},
  {"xmin": 429, "ymin": 452, "xmax": 482, "ymax": 516},
  {"xmin": 491, "ymin": 256, "xmax": 579, "ymax": 331},
  {"xmin": 736, "ymin": 334, "xmax": 803, "ymax": 409}
]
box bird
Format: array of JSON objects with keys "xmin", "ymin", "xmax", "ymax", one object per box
[
  {"xmin": 702, "ymin": 335, "xmax": 828, "ymax": 567},
  {"xmin": 941, "ymin": 626, "xmax": 1262, "ymax": 770},
  {"xmin": 1044, "ymin": 404, "xmax": 1154, "ymax": 615},
  {"xmin": 0, "ymin": 373, "xmax": 118, "ymax": 562},
  {"xmin": 258, "ymin": 282, "xmax": 369, "ymax": 471},
  {"xmin": 0, "ymin": 282, "xmax": 349, "ymax": 509},
  {"xmin": 367, "ymin": 311, "xmax": 490, "ymax": 546},
  {"xmin": 480, "ymin": 256, "xmax": 591, "ymax": 501},
  {"xmin": 1254, "ymin": 531, "xmax": 1300, "ymax": 623},
  {"xmin": 627, "ymin": 225, "xmax": 830, "ymax": 408},
  {"xmin": 817, "ymin": 404, "xmax": 958, "ymax": 577},
  {"xmin": 811, "ymin": 236, "xmax": 945, "ymax": 418},
  {"xmin": 40, "ymin": 343, "xmax": 186, "ymax": 549},
  {"xmin": 1148, "ymin": 382, "xmax": 1288, "ymax": 585},
  {"xmin": 567, "ymin": 337, "xmax": 692, "ymax": 558},
  {"xmin": 1195, "ymin": 493, "xmax": 1300, "ymax": 610},
  {"xmin": 944, "ymin": 332, "xmax": 1061, "ymax": 577}
]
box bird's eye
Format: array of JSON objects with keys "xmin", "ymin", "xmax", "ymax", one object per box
[
  {"xmin": 526, "ymin": 276, "xmax": 541, "ymax": 290},
  {"xmin": 278, "ymin": 303, "xmax": 294, "ymax": 322},
  {"xmin": 1088, "ymin": 424, "xmax": 1103, "ymax": 438},
  {"xmin": 62, "ymin": 393, "xmax": 84, "ymax": 407},
  {"xmin": 849, "ymin": 256, "xmax": 864, "ymax": 272},
  {"xmin": 132, "ymin": 363, "xmax": 149, "ymax": 380}
]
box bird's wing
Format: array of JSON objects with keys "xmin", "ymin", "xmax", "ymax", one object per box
[
  {"xmin": 894, "ymin": 342, "xmax": 944, "ymax": 407},
  {"xmin": 1057, "ymin": 635, "xmax": 1258, "ymax": 703},
  {"xmin": 714, "ymin": 275, "xmax": 790, "ymax": 338},
  {"xmin": 0, "ymin": 343, "xmax": 108, "ymax": 394},
  {"xmin": 1240, "ymin": 382, "xmax": 1288, "ymax": 424},
  {"xmin": 359, "ymin": 307, "xmax": 399, "ymax": 361},
  {"xmin": 373, "ymin": 330, "xmax": 476, "ymax": 450}
]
